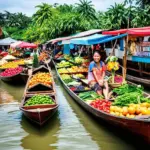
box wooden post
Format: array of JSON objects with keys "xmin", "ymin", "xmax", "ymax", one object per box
[{"xmin": 123, "ymin": 36, "xmax": 128, "ymax": 79}]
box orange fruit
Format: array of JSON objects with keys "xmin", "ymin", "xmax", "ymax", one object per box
[
  {"xmin": 122, "ymin": 107, "xmax": 128, "ymax": 116},
  {"xmin": 135, "ymin": 107, "xmax": 141, "ymax": 115},
  {"xmin": 128, "ymin": 106, "xmax": 136, "ymax": 114}
]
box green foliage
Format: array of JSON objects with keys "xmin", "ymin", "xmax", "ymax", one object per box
[
  {"xmin": 0, "ymin": 0, "xmax": 150, "ymax": 42},
  {"xmin": 33, "ymin": 53, "xmax": 39, "ymax": 68}
]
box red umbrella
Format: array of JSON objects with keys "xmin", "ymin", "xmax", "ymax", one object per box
[{"xmin": 18, "ymin": 42, "xmax": 37, "ymax": 48}]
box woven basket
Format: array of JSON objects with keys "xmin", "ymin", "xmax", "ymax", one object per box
[{"xmin": 109, "ymin": 83, "xmax": 122, "ymax": 88}]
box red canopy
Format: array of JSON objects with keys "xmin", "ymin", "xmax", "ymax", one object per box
[
  {"xmin": 10, "ymin": 41, "xmax": 37, "ymax": 49},
  {"xmin": 18, "ymin": 42, "xmax": 37, "ymax": 48},
  {"xmin": 103, "ymin": 26, "xmax": 150, "ymax": 36}
]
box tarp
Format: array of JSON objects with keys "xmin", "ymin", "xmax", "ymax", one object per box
[
  {"xmin": 10, "ymin": 41, "xmax": 37, "ymax": 49},
  {"xmin": 70, "ymin": 34, "xmax": 127, "ymax": 45},
  {"xmin": 97, "ymin": 33, "xmax": 127, "ymax": 44},
  {"xmin": 70, "ymin": 34, "xmax": 111, "ymax": 45},
  {"xmin": 48, "ymin": 29, "xmax": 104, "ymax": 44},
  {"xmin": 0, "ymin": 37, "xmax": 17, "ymax": 45},
  {"xmin": 103, "ymin": 26, "xmax": 150, "ymax": 36}
]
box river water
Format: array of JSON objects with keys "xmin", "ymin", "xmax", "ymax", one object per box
[{"xmin": 0, "ymin": 72, "xmax": 149, "ymax": 150}]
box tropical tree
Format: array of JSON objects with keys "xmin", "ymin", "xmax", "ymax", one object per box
[
  {"xmin": 136, "ymin": 0, "xmax": 150, "ymax": 8},
  {"xmin": 0, "ymin": 12, "xmax": 5, "ymax": 27},
  {"xmin": 106, "ymin": 3, "xmax": 128, "ymax": 29},
  {"xmin": 76, "ymin": 0, "xmax": 97, "ymax": 20},
  {"xmin": 56, "ymin": 4, "xmax": 76, "ymax": 13},
  {"xmin": 33, "ymin": 3, "xmax": 53, "ymax": 26}
]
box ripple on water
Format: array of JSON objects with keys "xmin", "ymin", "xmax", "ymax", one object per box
[
  {"xmin": 0, "ymin": 104, "xmax": 27, "ymax": 150},
  {"xmin": 50, "ymin": 86, "xmax": 99, "ymax": 150}
]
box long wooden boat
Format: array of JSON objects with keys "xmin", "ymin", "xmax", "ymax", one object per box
[
  {"xmin": 0, "ymin": 72, "xmax": 23, "ymax": 83},
  {"xmin": 55, "ymin": 64, "xmax": 150, "ymax": 143},
  {"xmin": 20, "ymin": 65, "xmax": 58, "ymax": 126}
]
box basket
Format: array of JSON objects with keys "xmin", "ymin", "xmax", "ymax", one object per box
[{"xmin": 109, "ymin": 83, "xmax": 122, "ymax": 88}]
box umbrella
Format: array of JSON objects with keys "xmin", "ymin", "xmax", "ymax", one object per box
[{"xmin": 10, "ymin": 41, "xmax": 37, "ymax": 49}]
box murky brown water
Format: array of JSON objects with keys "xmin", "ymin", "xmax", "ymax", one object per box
[{"xmin": 0, "ymin": 73, "xmax": 149, "ymax": 150}]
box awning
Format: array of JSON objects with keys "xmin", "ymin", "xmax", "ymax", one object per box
[
  {"xmin": 70, "ymin": 33, "xmax": 127, "ymax": 45},
  {"xmin": 70, "ymin": 34, "xmax": 111, "ymax": 45},
  {"xmin": 103, "ymin": 26, "xmax": 150, "ymax": 36},
  {"xmin": 97, "ymin": 33, "xmax": 127, "ymax": 44},
  {"xmin": 48, "ymin": 29, "xmax": 104, "ymax": 44},
  {"xmin": 0, "ymin": 37, "xmax": 17, "ymax": 45},
  {"xmin": 10, "ymin": 41, "xmax": 37, "ymax": 49}
]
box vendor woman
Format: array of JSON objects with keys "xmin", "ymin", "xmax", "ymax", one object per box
[{"xmin": 88, "ymin": 50, "xmax": 110, "ymax": 99}]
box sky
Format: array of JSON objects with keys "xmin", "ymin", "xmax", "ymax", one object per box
[{"xmin": 0, "ymin": 0, "xmax": 125, "ymax": 16}]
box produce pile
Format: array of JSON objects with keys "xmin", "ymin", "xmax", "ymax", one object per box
[
  {"xmin": 58, "ymin": 68, "xmax": 69, "ymax": 74},
  {"xmin": 0, "ymin": 59, "xmax": 25, "ymax": 69},
  {"xmin": 57, "ymin": 60, "xmax": 73, "ymax": 68},
  {"xmin": 58, "ymin": 66, "xmax": 88, "ymax": 74},
  {"xmin": 28, "ymin": 72, "xmax": 52, "ymax": 88},
  {"xmin": 74, "ymin": 57, "xmax": 84, "ymax": 64},
  {"xmin": 90, "ymin": 100, "xmax": 111, "ymax": 113},
  {"xmin": 110, "ymin": 103, "xmax": 150, "ymax": 118},
  {"xmin": 55, "ymin": 52, "xmax": 63, "ymax": 59},
  {"xmin": 108, "ymin": 75, "xmax": 124, "ymax": 84},
  {"xmin": 73, "ymin": 74, "xmax": 85, "ymax": 79},
  {"xmin": 78, "ymin": 91, "xmax": 104, "ymax": 102},
  {"xmin": 67, "ymin": 66, "xmax": 88, "ymax": 73},
  {"xmin": 25, "ymin": 95, "xmax": 54, "ymax": 106},
  {"xmin": 61, "ymin": 74, "xmax": 73, "ymax": 83},
  {"xmin": 70, "ymin": 85, "xmax": 90, "ymax": 92},
  {"xmin": 0, "ymin": 66, "xmax": 23, "ymax": 77},
  {"xmin": 39, "ymin": 52, "xmax": 49, "ymax": 61},
  {"xmin": 110, "ymin": 84, "xmax": 150, "ymax": 118}
]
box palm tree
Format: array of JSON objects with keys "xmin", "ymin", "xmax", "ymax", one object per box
[
  {"xmin": 107, "ymin": 3, "xmax": 128, "ymax": 29},
  {"xmin": 33, "ymin": 3, "xmax": 53, "ymax": 26},
  {"xmin": 136, "ymin": 0, "xmax": 150, "ymax": 8},
  {"xmin": 56, "ymin": 4, "xmax": 75, "ymax": 13},
  {"xmin": 0, "ymin": 13, "xmax": 5, "ymax": 26},
  {"xmin": 76, "ymin": 0, "xmax": 96, "ymax": 20}
]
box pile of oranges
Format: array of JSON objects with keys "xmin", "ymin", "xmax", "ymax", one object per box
[
  {"xmin": 39, "ymin": 52, "xmax": 49, "ymax": 61},
  {"xmin": 110, "ymin": 102, "xmax": 150, "ymax": 118},
  {"xmin": 28, "ymin": 72, "xmax": 52, "ymax": 88}
]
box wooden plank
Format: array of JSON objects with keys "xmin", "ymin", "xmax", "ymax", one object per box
[{"xmin": 127, "ymin": 67, "xmax": 150, "ymax": 75}]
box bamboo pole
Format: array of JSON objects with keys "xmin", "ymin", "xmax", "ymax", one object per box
[{"xmin": 123, "ymin": 35, "xmax": 129, "ymax": 80}]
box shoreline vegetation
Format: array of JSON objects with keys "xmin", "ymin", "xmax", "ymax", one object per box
[{"xmin": 0, "ymin": 0, "xmax": 150, "ymax": 43}]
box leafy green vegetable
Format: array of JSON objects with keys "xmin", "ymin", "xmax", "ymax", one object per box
[
  {"xmin": 25, "ymin": 95, "xmax": 54, "ymax": 106},
  {"xmin": 78, "ymin": 91, "xmax": 104, "ymax": 101},
  {"xmin": 113, "ymin": 84, "xmax": 143, "ymax": 95}
]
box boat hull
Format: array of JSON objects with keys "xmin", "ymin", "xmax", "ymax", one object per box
[
  {"xmin": 55, "ymin": 66, "xmax": 150, "ymax": 143},
  {"xmin": 20, "ymin": 106, "xmax": 58, "ymax": 126},
  {"xmin": 0, "ymin": 73, "xmax": 23, "ymax": 83}
]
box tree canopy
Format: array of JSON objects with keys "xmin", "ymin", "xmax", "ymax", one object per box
[{"xmin": 0, "ymin": 0, "xmax": 150, "ymax": 43}]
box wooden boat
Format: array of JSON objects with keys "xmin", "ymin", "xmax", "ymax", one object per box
[
  {"xmin": 55, "ymin": 64, "xmax": 150, "ymax": 143},
  {"xmin": 20, "ymin": 93, "xmax": 58, "ymax": 126},
  {"xmin": 20, "ymin": 65, "xmax": 58, "ymax": 126},
  {"xmin": 0, "ymin": 72, "xmax": 23, "ymax": 83}
]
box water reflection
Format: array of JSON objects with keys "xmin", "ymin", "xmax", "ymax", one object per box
[
  {"xmin": 0, "ymin": 104, "xmax": 26, "ymax": 150},
  {"xmin": 0, "ymin": 80, "xmax": 24, "ymax": 102},
  {"xmin": 51, "ymin": 85, "xmax": 99, "ymax": 150},
  {"xmin": 21, "ymin": 113, "xmax": 60, "ymax": 150},
  {"xmin": 0, "ymin": 72, "xmax": 149, "ymax": 150}
]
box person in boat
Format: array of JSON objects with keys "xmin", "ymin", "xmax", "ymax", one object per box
[{"xmin": 88, "ymin": 50, "xmax": 110, "ymax": 99}]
